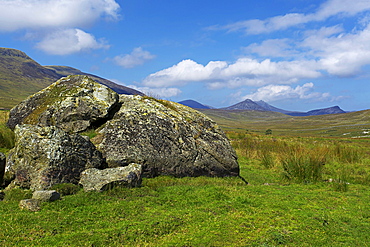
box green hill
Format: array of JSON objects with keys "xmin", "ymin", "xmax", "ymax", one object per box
[{"xmin": 0, "ymin": 48, "xmax": 143, "ymax": 109}]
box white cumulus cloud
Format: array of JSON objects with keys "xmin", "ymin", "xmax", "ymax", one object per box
[
  {"xmin": 211, "ymin": 0, "xmax": 370, "ymax": 34},
  {"xmin": 0, "ymin": 0, "xmax": 120, "ymax": 32},
  {"xmin": 242, "ymin": 21, "xmax": 370, "ymax": 77},
  {"xmin": 244, "ymin": 38, "xmax": 298, "ymax": 58},
  {"xmin": 113, "ymin": 47, "xmax": 156, "ymax": 68},
  {"xmin": 241, "ymin": 83, "xmax": 332, "ymax": 102},
  {"xmin": 35, "ymin": 28, "xmax": 109, "ymax": 55},
  {"xmin": 0, "ymin": 0, "xmax": 120, "ymax": 55},
  {"xmin": 143, "ymin": 58, "xmax": 321, "ymax": 89},
  {"xmin": 302, "ymin": 24, "xmax": 370, "ymax": 76}
]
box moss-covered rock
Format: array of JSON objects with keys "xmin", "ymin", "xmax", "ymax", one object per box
[
  {"xmin": 7, "ymin": 75, "xmax": 119, "ymax": 133},
  {"xmin": 93, "ymin": 95, "xmax": 239, "ymax": 178},
  {"xmin": 6, "ymin": 125, "xmax": 106, "ymax": 190}
]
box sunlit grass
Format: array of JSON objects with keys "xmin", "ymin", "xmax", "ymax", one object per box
[{"xmin": 1, "ymin": 109, "xmax": 370, "ymax": 245}]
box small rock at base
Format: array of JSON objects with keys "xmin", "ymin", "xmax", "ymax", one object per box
[
  {"xmin": 19, "ymin": 199, "xmax": 41, "ymax": 212},
  {"xmin": 32, "ymin": 190, "xmax": 60, "ymax": 202},
  {"xmin": 79, "ymin": 163, "xmax": 142, "ymax": 192}
]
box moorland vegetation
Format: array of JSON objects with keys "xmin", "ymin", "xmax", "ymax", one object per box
[{"xmin": 1, "ymin": 108, "xmax": 370, "ymax": 246}]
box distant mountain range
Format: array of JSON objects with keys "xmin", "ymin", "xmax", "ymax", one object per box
[
  {"xmin": 179, "ymin": 98, "xmax": 346, "ymax": 116},
  {"xmin": 0, "ymin": 47, "xmax": 143, "ymax": 109}
]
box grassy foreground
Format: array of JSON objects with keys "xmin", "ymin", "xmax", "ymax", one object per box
[{"xmin": 1, "ymin": 110, "xmax": 370, "ymax": 246}]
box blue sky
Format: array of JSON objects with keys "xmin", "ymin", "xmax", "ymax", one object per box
[{"xmin": 1, "ymin": 0, "xmax": 370, "ymax": 111}]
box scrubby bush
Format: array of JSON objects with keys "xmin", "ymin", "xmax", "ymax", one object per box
[
  {"xmin": 3, "ymin": 188, "xmax": 32, "ymax": 201},
  {"xmin": 50, "ymin": 183, "xmax": 81, "ymax": 196}
]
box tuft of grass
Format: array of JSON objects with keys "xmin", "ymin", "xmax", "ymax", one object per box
[
  {"xmin": 260, "ymin": 151, "xmax": 275, "ymax": 169},
  {"xmin": 332, "ymin": 169, "xmax": 350, "ymax": 192},
  {"xmin": 281, "ymin": 146, "xmax": 326, "ymax": 183},
  {"xmin": 80, "ymin": 129, "xmax": 97, "ymax": 139},
  {"xmin": 142, "ymin": 96, "xmax": 179, "ymax": 112},
  {"xmin": 332, "ymin": 143, "xmax": 362, "ymax": 164}
]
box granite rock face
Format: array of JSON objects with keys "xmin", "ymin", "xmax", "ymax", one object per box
[
  {"xmin": 7, "ymin": 75, "xmax": 119, "ymax": 133},
  {"xmin": 93, "ymin": 95, "xmax": 239, "ymax": 178},
  {"xmin": 6, "ymin": 124, "xmax": 106, "ymax": 190},
  {"xmin": 79, "ymin": 163, "xmax": 142, "ymax": 192}
]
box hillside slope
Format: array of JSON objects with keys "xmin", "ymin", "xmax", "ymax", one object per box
[
  {"xmin": 0, "ymin": 48, "xmax": 60, "ymax": 108},
  {"xmin": 200, "ymin": 108, "xmax": 370, "ymax": 137},
  {"xmin": 0, "ymin": 48, "xmax": 143, "ymax": 109}
]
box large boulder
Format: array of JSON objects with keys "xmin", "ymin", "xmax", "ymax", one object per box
[
  {"xmin": 6, "ymin": 124, "xmax": 106, "ymax": 190},
  {"xmin": 7, "ymin": 75, "xmax": 119, "ymax": 133},
  {"xmin": 92, "ymin": 95, "xmax": 239, "ymax": 177},
  {"xmin": 79, "ymin": 163, "xmax": 142, "ymax": 192}
]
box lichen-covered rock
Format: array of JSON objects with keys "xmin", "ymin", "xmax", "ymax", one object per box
[
  {"xmin": 19, "ymin": 199, "xmax": 41, "ymax": 212},
  {"xmin": 6, "ymin": 124, "xmax": 106, "ymax": 190},
  {"xmin": 7, "ymin": 75, "xmax": 119, "ymax": 133},
  {"xmin": 0, "ymin": 152, "xmax": 5, "ymax": 186},
  {"xmin": 32, "ymin": 190, "xmax": 60, "ymax": 202},
  {"xmin": 92, "ymin": 95, "xmax": 239, "ymax": 178},
  {"xmin": 79, "ymin": 163, "xmax": 142, "ymax": 192}
]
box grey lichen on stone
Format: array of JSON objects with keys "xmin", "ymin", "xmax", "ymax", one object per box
[
  {"xmin": 6, "ymin": 124, "xmax": 106, "ymax": 190},
  {"xmin": 79, "ymin": 163, "xmax": 142, "ymax": 192},
  {"xmin": 7, "ymin": 75, "xmax": 119, "ymax": 133},
  {"xmin": 93, "ymin": 95, "xmax": 239, "ymax": 178},
  {"xmin": 32, "ymin": 190, "xmax": 60, "ymax": 202},
  {"xmin": 19, "ymin": 199, "xmax": 41, "ymax": 212}
]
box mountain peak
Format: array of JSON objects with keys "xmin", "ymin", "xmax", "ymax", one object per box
[
  {"xmin": 178, "ymin": 99, "xmax": 212, "ymax": 109},
  {"xmin": 0, "ymin": 47, "xmax": 31, "ymax": 60},
  {"xmin": 306, "ymin": 106, "xmax": 346, "ymax": 115},
  {"xmin": 223, "ymin": 99, "xmax": 267, "ymax": 111}
]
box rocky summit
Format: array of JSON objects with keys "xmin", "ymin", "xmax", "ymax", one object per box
[{"xmin": 5, "ymin": 75, "xmax": 239, "ymax": 190}]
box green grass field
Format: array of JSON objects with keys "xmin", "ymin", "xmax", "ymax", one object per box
[
  {"xmin": 1, "ymin": 109, "xmax": 370, "ymax": 246},
  {"xmin": 200, "ymin": 109, "xmax": 370, "ymax": 138}
]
